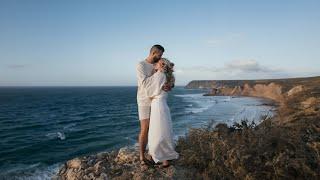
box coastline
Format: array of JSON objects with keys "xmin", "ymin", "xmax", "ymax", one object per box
[
  {"xmin": 55, "ymin": 76, "xmax": 320, "ymax": 179},
  {"xmin": 0, "ymin": 87, "xmax": 272, "ymax": 179},
  {"xmin": 53, "ymin": 97, "xmax": 275, "ymax": 180}
]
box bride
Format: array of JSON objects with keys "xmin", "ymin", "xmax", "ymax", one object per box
[{"xmin": 146, "ymin": 58, "xmax": 179, "ymax": 168}]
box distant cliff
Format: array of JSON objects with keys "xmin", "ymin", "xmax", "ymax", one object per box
[
  {"xmin": 185, "ymin": 80, "xmax": 219, "ymax": 89},
  {"xmin": 185, "ymin": 76, "xmax": 320, "ymax": 103},
  {"xmin": 185, "ymin": 76, "xmax": 320, "ymax": 91}
]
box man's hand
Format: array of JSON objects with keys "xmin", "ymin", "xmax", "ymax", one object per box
[
  {"xmin": 162, "ymin": 83, "xmax": 172, "ymax": 92},
  {"xmin": 151, "ymin": 68, "xmax": 157, "ymax": 75}
]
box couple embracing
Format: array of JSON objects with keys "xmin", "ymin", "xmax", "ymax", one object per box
[{"xmin": 136, "ymin": 44, "xmax": 179, "ymax": 169}]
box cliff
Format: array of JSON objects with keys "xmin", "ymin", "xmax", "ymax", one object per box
[
  {"xmin": 54, "ymin": 76, "xmax": 320, "ymax": 179},
  {"xmin": 52, "ymin": 146, "xmax": 191, "ymax": 180},
  {"xmin": 186, "ymin": 76, "xmax": 320, "ymax": 125},
  {"xmin": 178, "ymin": 76, "xmax": 320, "ymax": 179},
  {"xmin": 186, "ymin": 76, "xmax": 320, "ymax": 92}
]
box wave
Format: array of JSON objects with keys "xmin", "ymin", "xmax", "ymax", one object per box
[
  {"xmin": 62, "ymin": 123, "xmax": 77, "ymax": 131},
  {"xmin": 0, "ymin": 162, "xmax": 62, "ymax": 180},
  {"xmin": 174, "ymin": 93, "xmax": 204, "ymax": 98},
  {"xmin": 228, "ymin": 104, "xmax": 274, "ymax": 125},
  {"xmin": 45, "ymin": 123, "xmax": 79, "ymax": 140},
  {"xmin": 174, "ymin": 93, "xmax": 214, "ymax": 114},
  {"xmin": 45, "ymin": 131, "xmax": 66, "ymax": 140}
]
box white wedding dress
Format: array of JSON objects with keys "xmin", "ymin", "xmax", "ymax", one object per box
[{"xmin": 146, "ymin": 72, "xmax": 179, "ymax": 163}]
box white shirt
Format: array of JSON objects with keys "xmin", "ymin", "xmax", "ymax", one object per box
[{"xmin": 136, "ymin": 60, "xmax": 164, "ymax": 106}]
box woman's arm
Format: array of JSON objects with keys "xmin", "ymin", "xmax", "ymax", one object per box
[
  {"xmin": 136, "ymin": 63, "xmax": 163, "ymax": 91},
  {"xmin": 145, "ymin": 72, "xmax": 167, "ymax": 98}
]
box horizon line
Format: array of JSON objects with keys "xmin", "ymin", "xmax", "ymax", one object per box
[{"xmin": 0, "ymin": 85, "xmax": 187, "ymax": 88}]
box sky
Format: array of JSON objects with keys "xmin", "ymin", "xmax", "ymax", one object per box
[{"xmin": 0, "ymin": 0, "xmax": 319, "ymax": 86}]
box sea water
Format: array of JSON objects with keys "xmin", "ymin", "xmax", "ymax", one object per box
[{"xmin": 0, "ymin": 86, "xmax": 274, "ymax": 179}]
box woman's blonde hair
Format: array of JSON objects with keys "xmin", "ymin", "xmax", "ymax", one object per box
[{"xmin": 160, "ymin": 58, "xmax": 175, "ymax": 88}]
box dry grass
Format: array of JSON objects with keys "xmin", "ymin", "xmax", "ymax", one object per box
[{"xmin": 175, "ymin": 117, "xmax": 320, "ymax": 179}]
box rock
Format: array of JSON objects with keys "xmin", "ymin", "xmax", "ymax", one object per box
[
  {"xmin": 230, "ymin": 86, "xmax": 242, "ymax": 96},
  {"xmin": 58, "ymin": 165, "xmax": 67, "ymax": 174},
  {"xmin": 251, "ymin": 83, "xmax": 283, "ymax": 101},
  {"xmin": 96, "ymin": 152, "xmax": 107, "ymax": 160},
  {"xmin": 301, "ymin": 97, "xmax": 317, "ymax": 109},
  {"xmin": 287, "ymin": 85, "xmax": 304, "ymax": 96},
  {"xmin": 96, "ymin": 172, "xmax": 109, "ymax": 180},
  {"xmin": 65, "ymin": 169, "xmax": 78, "ymax": 180},
  {"xmin": 114, "ymin": 146, "xmax": 137, "ymax": 164},
  {"xmin": 83, "ymin": 172, "xmax": 95, "ymax": 180},
  {"xmin": 211, "ymin": 82, "xmax": 284, "ymax": 102},
  {"xmin": 67, "ymin": 158, "xmax": 82, "ymax": 169},
  {"xmin": 94, "ymin": 160, "xmax": 106, "ymax": 175},
  {"xmin": 307, "ymin": 142, "xmax": 320, "ymax": 161},
  {"xmin": 84, "ymin": 166, "xmax": 94, "ymax": 174}
]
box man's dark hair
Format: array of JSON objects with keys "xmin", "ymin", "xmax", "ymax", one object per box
[{"xmin": 150, "ymin": 44, "xmax": 165, "ymax": 53}]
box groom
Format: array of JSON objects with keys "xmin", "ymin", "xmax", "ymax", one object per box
[{"xmin": 136, "ymin": 44, "xmax": 171, "ymax": 166}]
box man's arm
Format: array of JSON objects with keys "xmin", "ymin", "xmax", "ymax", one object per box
[{"xmin": 136, "ymin": 63, "xmax": 162, "ymax": 90}]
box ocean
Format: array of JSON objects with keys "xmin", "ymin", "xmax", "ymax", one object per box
[{"xmin": 0, "ymin": 86, "xmax": 274, "ymax": 179}]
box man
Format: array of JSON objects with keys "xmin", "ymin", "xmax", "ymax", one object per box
[{"xmin": 136, "ymin": 44, "xmax": 171, "ymax": 167}]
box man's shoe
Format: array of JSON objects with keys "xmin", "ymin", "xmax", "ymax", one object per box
[{"xmin": 145, "ymin": 155, "xmax": 156, "ymax": 165}]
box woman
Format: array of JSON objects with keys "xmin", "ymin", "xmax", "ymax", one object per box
[{"xmin": 146, "ymin": 58, "xmax": 179, "ymax": 168}]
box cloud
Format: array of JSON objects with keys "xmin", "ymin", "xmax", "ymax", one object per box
[
  {"xmin": 224, "ymin": 60, "xmax": 278, "ymax": 73},
  {"xmin": 177, "ymin": 60, "xmax": 278, "ymax": 74},
  {"xmin": 7, "ymin": 64, "xmax": 28, "ymax": 69},
  {"xmin": 174, "ymin": 59, "xmax": 319, "ymax": 85},
  {"xmin": 175, "ymin": 66, "xmax": 219, "ymax": 73},
  {"xmin": 206, "ymin": 32, "xmax": 246, "ymax": 48}
]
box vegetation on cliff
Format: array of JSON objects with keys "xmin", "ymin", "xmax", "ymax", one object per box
[{"xmin": 176, "ymin": 118, "xmax": 319, "ymax": 179}]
